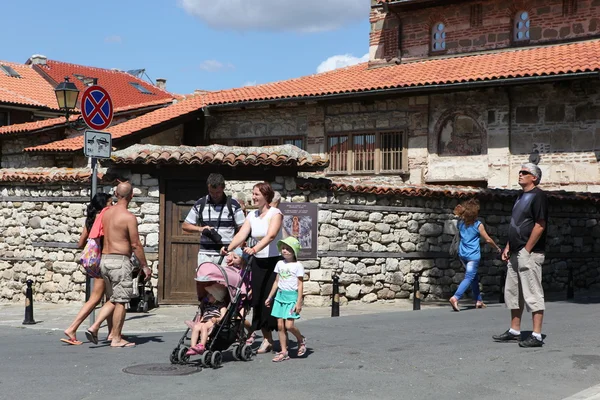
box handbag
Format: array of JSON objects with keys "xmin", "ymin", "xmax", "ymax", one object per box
[
  {"xmin": 77, "ymin": 238, "xmax": 102, "ymax": 278},
  {"xmin": 449, "ymin": 226, "xmax": 460, "ymax": 258}
]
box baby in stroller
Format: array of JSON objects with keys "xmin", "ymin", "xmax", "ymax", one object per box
[{"xmin": 186, "ymin": 284, "xmax": 228, "ymax": 356}]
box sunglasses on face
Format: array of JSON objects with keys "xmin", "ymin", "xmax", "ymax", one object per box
[{"xmin": 519, "ymin": 170, "xmax": 533, "ymax": 176}]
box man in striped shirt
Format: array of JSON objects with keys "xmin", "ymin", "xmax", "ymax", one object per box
[{"xmin": 182, "ymin": 173, "xmax": 245, "ymax": 267}]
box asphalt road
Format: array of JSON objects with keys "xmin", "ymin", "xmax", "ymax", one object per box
[{"xmin": 2, "ymin": 300, "xmax": 600, "ymax": 400}]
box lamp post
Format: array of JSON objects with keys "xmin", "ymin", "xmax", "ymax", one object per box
[{"xmin": 54, "ymin": 77, "xmax": 79, "ymax": 121}]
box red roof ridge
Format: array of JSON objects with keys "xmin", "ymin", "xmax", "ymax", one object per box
[{"xmin": 39, "ymin": 59, "xmax": 174, "ymax": 96}]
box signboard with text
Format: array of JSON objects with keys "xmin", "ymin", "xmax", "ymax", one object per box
[
  {"xmin": 84, "ymin": 129, "xmax": 112, "ymax": 158},
  {"xmin": 279, "ymin": 202, "xmax": 318, "ymax": 259}
]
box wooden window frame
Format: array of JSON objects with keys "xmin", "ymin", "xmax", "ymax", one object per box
[
  {"xmin": 512, "ymin": 10, "xmax": 531, "ymax": 44},
  {"xmin": 430, "ymin": 22, "xmax": 448, "ymax": 55},
  {"xmin": 210, "ymin": 136, "xmax": 306, "ymax": 149},
  {"xmin": 326, "ymin": 130, "xmax": 407, "ymax": 176}
]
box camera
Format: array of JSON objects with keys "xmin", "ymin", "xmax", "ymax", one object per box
[{"xmin": 202, "ymin": 228, "xmax": 222, "ymax": 243}]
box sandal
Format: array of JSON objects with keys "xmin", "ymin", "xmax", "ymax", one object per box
[
  {"xmin": 449, "ymin": 296, "xmax": 460, "ymax": 312},
  {"xmin": 246, "ymin": 332, "xmax": 256, "ymax": 345},
  {"xmin": 297, "ymin": 337, "xmax": 307, "ymax": 357},
  {"xmin": 476, "ymin": 301, "xmax": 487, "ymax": 309},
  {"xmin": 272, "ymin": 352, "xmax": 290, "ymax": 362},
  {"xmin": 257, "ymin": 340, "xmax": 273, "ymax": 354}
]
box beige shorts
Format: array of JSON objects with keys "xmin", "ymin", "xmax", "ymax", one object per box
[
  {"xmin": 504, "ymin": 248, "xmax": 545, "ymax": 312},
  {"xmin": 100, "ymin": 254, "xmax": 134, "ymax": 303}
]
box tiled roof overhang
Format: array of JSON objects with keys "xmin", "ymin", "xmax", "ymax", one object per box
[{"xmin": 103, "ymin": 144, "xmax": 329, "ymax": 171}]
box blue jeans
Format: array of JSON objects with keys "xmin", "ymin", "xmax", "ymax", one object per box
[{"xmin": 453, "ymin": 258, "xmax": 482, "ymax": 301}]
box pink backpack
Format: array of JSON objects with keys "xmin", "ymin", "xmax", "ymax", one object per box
[{"xmin": 78, "ymin": 238, "xmax": 102, "ymax": 278}]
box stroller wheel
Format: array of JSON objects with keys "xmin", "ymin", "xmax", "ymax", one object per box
[
  {"xmin": 231, "ymin": 344, "xmax": 241, "ymax": 361},
  {"xmin": 241, "ymin": 344, "xmax": 253, "ymax": 361},
  {"xmin": 200, "ymin": 351, "xmax": 211, "ymax": 368},
  {"xmin": 178, "ymin": 346, "xmax": 190, "ymax": 365},
  {"xmin": 169, "ymin": 347, "xmax": 180, "ymax": 364},
  {"xmin": 211, "ymin": 351, "xmax": 222, "ymax": 369}
]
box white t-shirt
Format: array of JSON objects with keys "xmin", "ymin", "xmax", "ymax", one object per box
[
  {"xmin": 247, "ymin": 206, "xmax": 282, "ymax": 258},
  {"xmin": 274, "ymin": 260, "xmax": 304, "ymax": 291}
]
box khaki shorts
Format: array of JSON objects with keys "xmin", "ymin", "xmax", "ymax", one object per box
[
  {"xmin": 504, "ymin": 248, "xmax": 545, "ymax": 312},
  {"xmin": 100, "ymin": 254, "xmax": 134, "ymax": 303}
]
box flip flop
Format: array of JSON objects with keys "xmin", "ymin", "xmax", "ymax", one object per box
[
  {"xmin": 60, "ymin": 338, "xmax": 83, "ymax": 346},
  {"xmin": 111, "ymin": 341, "xmax": 136, "ymax": 348},
  {"xmin": 85, "ymin": 330, "xmax": 99, "ymax": 345}
]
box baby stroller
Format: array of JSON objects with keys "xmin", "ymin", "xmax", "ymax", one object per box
[
  {"xmin": 128, "ymin": 255, "xmax": 157, "ymax": 313},
  {"xmin": 169, "ymin": 257, "xmax": 253, "ymax": 368}
]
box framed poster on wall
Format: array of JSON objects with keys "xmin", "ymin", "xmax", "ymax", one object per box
[{"xmin": 279, "ymin": 202, "xmax": 318, "ymax": 259}]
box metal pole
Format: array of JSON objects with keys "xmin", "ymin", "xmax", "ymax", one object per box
[
  {"xmin": 23, "ymin": 279, "xmax": 36, "ymax": 325},
  {"xmin": 331, "ymin": 275, "xmax": 340, "ymax": 317},
  {"xmin": 413, "ymin": 273, "xmax": 421, "ymax": 311},
  {"xmin": 87, "ymin": 157, "xmax": 98, "ymax": 325}
]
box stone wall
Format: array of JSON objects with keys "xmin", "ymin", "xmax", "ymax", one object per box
[
  {"xmin": 2, "ymin": 174, "xmax": 600, "ymax": 306},
  {"xmin": 0, "ymin": 174, "xmax": 160, "ymax": 303},
  {"xmin": 276, "ymin": 182, "xmax": 600, "ymax": 306},
  {"xmin": 369, "ymin": 0, "xmax": 600, "ymax": 63}
]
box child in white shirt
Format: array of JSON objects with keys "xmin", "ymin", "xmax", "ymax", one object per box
[{"xmin": 265, "ymin": 236, "xmax": 307, "ymax": 362}]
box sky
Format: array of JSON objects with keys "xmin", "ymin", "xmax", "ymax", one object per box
[{"xmin": 0, "ymin": 0, "xmax": 370, "ymax": 95}]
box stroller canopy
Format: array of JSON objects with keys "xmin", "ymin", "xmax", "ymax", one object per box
[{"xmin": 195, "ymin": 262, "xmax": 246, "ymax": 300}]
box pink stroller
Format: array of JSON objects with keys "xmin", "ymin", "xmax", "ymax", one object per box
[{"xmin": 169, "ymin": 258, "xmax": 253, "ymax": 368}]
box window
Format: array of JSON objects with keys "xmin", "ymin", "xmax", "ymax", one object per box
[
  {"xmin": 431, "ymin": 23, "xmax": 447, "ymax": 52},
  {"xmin": 259, "ymin": 138, "xmax": 279, "ymax": 146},
  {"xmin": 129, "ymin": 82, "xmax": 153, "ymax": 94},
  {"xmin": 470, "ymin": 4, "xmax": 483, "ymax": 27},
  {"xmin": 0, "ymin": 112, "xmax": 8, "ymax": 127},
  {"xmin": 327, "ymin": 131, "xmax": 406, "ymax": 174},
  {"xmin": 513, "ymin": 11, "xmax": 531, "ymax": 41},
  {"xmin": 73, "ymin": 74, "xmax": 97, "ymax": 87},
  {"xmin": 233, "ymin": 139, "xmax": 254, "ymax": 147},
  {"xmin": 283, "ymin": 137, "xmax": 305, "ymax": 150},
  {"xmin": 212, "ymin": 137, "xmax": 305, "ymax": 149},
  {"xmin": 563, "ymin": 0, "xmax": 577, "ymax": 16},
  {"xmin": 0, "ymin": 64, "xmax": 21, "ymax": 78}
]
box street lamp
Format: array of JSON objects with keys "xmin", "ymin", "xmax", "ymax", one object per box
[{"xmin": 54, "ymin": 76, "xmax": 79, "ymax": 121}]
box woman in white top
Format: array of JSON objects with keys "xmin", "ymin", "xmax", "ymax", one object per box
[{"xmin": 223, "ymin": 182, "xmax": 283, "ymax": 354}]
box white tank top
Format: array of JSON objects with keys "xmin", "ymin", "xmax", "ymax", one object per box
[{"xmin": 248, "ymin": 207, "xmax": 282, "ymax": 258}]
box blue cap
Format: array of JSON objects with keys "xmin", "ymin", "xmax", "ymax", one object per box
[{"xmin": 232, "ymin": 248, "xmax": 250, "ymax": 262}]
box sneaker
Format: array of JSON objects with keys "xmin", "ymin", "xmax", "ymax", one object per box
[
  {"xmin": 518, "ymin": 335, "xmax": 544, "ymax": 348},
  {"xmin": 492, "ymin": 329, "xmax": 521, "ymax": 342}
]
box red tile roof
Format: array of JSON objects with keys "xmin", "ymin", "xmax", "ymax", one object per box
[
  {"xmin": 0, "ymin": 61, "xmax": 59, "ymax": 109},
  {"xmin": 104, "ymin": 144, "xmax": 328, "ymax": 171},
  {"xmin": 0, "ymin": 167, "xmax": 102, "ymax": 183},
  {"xmin": 26, "ymin": 39, "xmax": 600, "ymax": 153},
  {"xmin": 32, "ymin": 60, "xmax": 175, "ymax": 110},
  {"xmin": 0, "ymin": 98, "xmax": 174, "ymax": 135},
  {"xmin": 297, "ymin": 177, "xmax": 600, "ymax": 204}
]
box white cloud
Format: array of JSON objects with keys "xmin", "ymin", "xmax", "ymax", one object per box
[
  {"xmin": 179, "ymin": 0, "xmax": 368, "ymax": 33},
  {"xmin": 243, "ymin": 81, "xmax": 257, "ymax": 87},
  {"xmin": 199, "ymin": 60, "xmax": 235, "ymax": 72},
  {"xmin": 316, "ymin": 53, "xmax": 369, "ymax": 73},
  {"xmin": 104, "ymin": 35, "xmax": 122, "ymax": 43}
]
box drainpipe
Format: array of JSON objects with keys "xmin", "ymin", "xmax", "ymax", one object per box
[{"xmin": 507, "ymin": 87, "xmax": 513, "ymax": 185}]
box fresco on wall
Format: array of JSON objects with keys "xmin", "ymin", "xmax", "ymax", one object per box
[{"xmin": 438, "ymin": 114, "xmax": 483, "ymax": 156}]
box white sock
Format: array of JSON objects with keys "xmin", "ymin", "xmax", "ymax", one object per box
[
  {"xmin": 509, "ymin": 328, "xmax": 520, "ymax": 335},
  {"xmin": 532, "ymin": 332, "xmax": 542, "ymax": 341}
]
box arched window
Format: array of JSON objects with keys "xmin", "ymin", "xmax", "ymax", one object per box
[
  {"xmin": 431, "ymin": 22, "xmax": 447, "ymax": 52},
  {"xmin": 514, "ymin": 11, "xmax": 531, "ymax": 41},
  {"xmin": 438, "ymin": 113, "xmax": 484, "ymax": 156}
]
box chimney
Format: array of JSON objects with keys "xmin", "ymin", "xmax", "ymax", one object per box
[
  {"xmin": 30, "ymin": 54, "xmax": 47, "ymax": 65},
  {"xmin": 156, "ymin": 78, "xmax": 167, "ymax": 90},
  {"xmin": 194, "ymin": 89, "xmax": 209, "ymax": 96}
]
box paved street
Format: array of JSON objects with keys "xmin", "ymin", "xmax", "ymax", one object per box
[{"xmin": 2, "ymin": 299, "xmax": 600, "ymax": 400}]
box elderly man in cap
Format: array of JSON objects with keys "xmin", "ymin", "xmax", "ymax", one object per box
[{"xmin": 493, "ymin": 163, "xmax": 548, "ymax": 348}]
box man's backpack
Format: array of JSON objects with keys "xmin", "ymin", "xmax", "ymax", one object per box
[{"xmin": 195, "ymin": 195, "xmax": 239, "ymax": 233}]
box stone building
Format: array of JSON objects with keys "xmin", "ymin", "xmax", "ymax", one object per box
[{"xmin": 2, "ymin": 0, "xmax": 600, "ymax": 304}]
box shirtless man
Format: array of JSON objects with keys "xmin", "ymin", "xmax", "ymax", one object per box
[{"xmin": 85, "ymin": 182, "xmax": 151, "ymax": 348}]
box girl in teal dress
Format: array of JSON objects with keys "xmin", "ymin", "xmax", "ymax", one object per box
[{"xmin": 265, "ymin": 236, "xmax": 307, "ymax": 362}]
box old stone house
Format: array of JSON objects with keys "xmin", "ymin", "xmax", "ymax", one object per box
[{"xmin": 2, "ymin": 0, "xmax": 600, "ymax": 305}]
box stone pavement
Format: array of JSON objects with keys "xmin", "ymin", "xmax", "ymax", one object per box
[{"xmin": 0, "ymin": 298, "xmax": 447, "ymax": 334}]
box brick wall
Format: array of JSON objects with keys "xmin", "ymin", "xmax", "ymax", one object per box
[{"xmin": 370, "ymin": 0, "xmax": 600, "ymax": 63}]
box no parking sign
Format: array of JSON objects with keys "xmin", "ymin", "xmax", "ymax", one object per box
[{"xmin": 81, "ymin": 85, "xmax": 113, "ymax": 131}]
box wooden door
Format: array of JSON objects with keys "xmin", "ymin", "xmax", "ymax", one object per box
[{"xmin": 162, "ymin": 179, "xmax": 206, "ymax": 304}]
